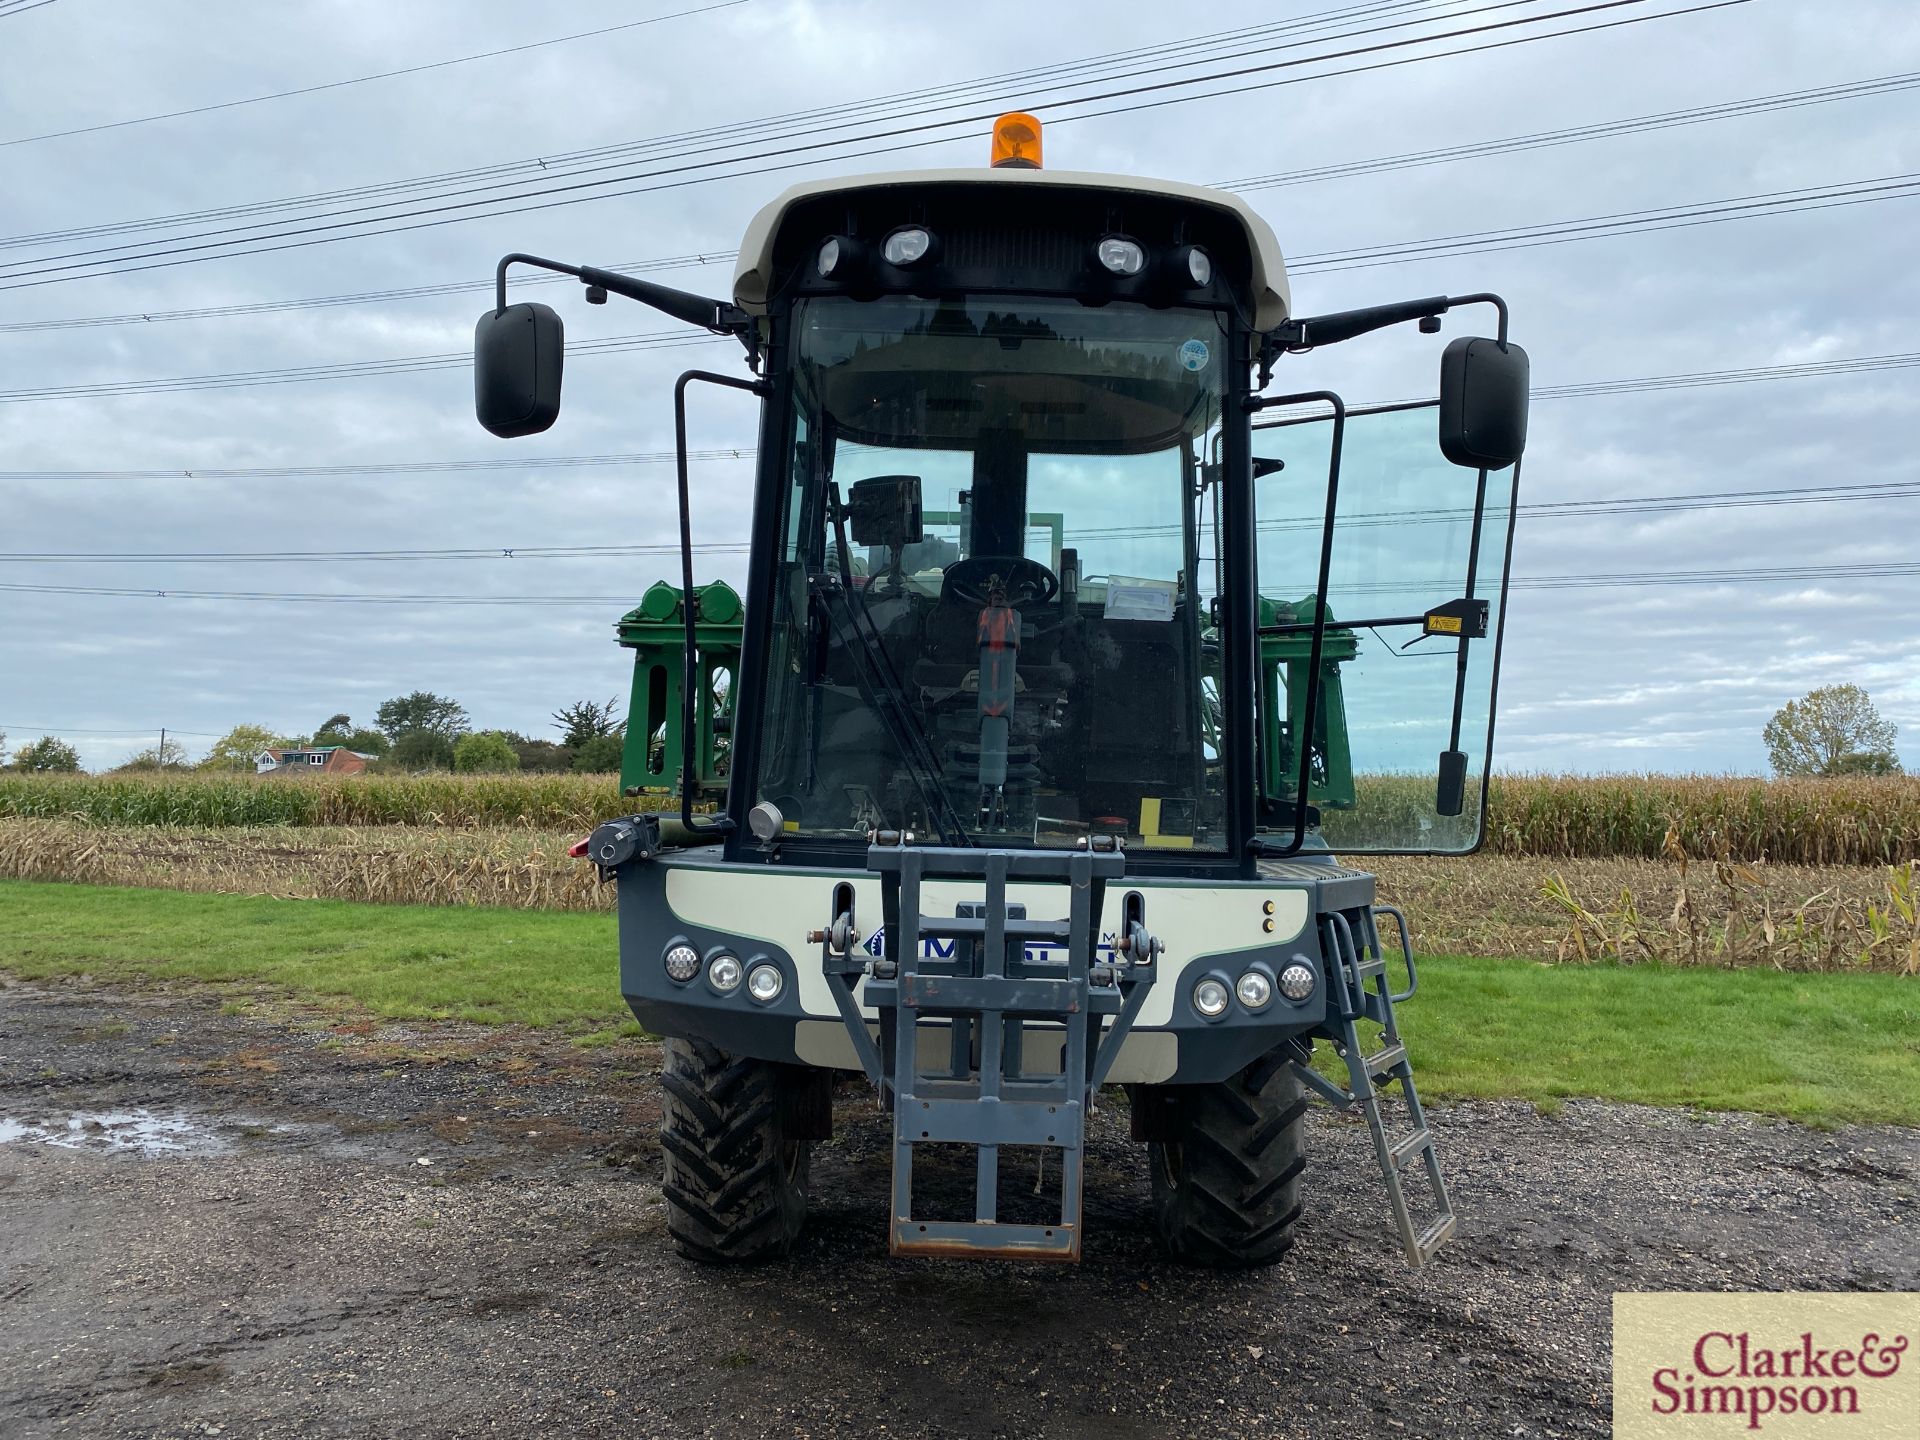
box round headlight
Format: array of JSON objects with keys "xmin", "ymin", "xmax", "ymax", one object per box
[
  {"xmin": 1235, "ymin": 970, "xmax": 1273, "ymax": 1010},
  {"xmin": 1186, "ymin": 247, "xmax": 1212, "ymax": 285},
  {"xmin": 1192, "ymin": 977, "xmax": 1230, "ymax": 1019},
  {"xmin": 707, "ymin": 953, "xmax": 743, "ymax": 992},
  {"xmin": 746, "ymin": 964, "xmax": 784, "ymax": 1003},
  {"xmin": 1279, "ymin": 962, "xmax": 1316, "ymax": 1003},
  {"xmin": 816, "ymin": 237, "xmax": 842, "ymax": 277},
  {"xmin": 1096, "ymin": 236, "xmax": 1145, "ymax": 276},
  {"xmin": 882, "ymin": 227, "xmax": 932, "ymax": 266},
  {"xmin": 663, "ymin": 943, "xmax": 700, "ymax": 983}
]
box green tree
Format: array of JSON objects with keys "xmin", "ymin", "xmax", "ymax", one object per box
[
  {"xmin": 453, "ymin": 731, "xmax": 521, "ymax": 773},
  {"xmin": 15, "ymin": 736, "xmax": 82, "ymax": 772},
  {"xmin": 552, "ymin": 698, "xmax": 623, "ymax": 748},
  {"xmin": 122, "ymin": 736, "xmax": 192, "ymax": 770},
  {"xmin": 512, "ymin": 738, "xmax": 576, "ymax": 773},
  {"xmin": 200, "ymin": 723, "xmax": 296, "ymax": 771},
  {"xmin": 390, "ymin": 731, "xmax": 455, "ymax": 771},
  {"xmin": 572, "ymin": 733, "xmax": 625, "ymax": 774},
  {"xmin": 0, "ymin": 730, "xmax": 7, "ymax": 766},
  {"xmin": 1828, "ymin": 749, "xmax": 1903, "ymax": 777},
  {"xmin": 332, "ymin": 727, "xmax": 390, "ymax": 758},
  {"xmin": 1764, "ymin": 685, "xmax": 1901, "ymax": 777},
  {"xmin": 313, "ymin": 712, "xmax": 354, "ymax": 743},
  {"xmin": 375, "ymin": 691, "xmax": 470, "ymax": 744}
]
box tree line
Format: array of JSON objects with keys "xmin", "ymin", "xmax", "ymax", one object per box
[{"xmin": 0, "ymin": 693, "xmax": 630, "ymax": 775}]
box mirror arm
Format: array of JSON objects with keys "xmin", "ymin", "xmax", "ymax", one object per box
[
  {"xmin": 1262, "ymin": 290, "xmax": 1512, "ymax": 358},
  {"xmin": 495, "ymin": 252, "xmax": 758, "ymax": 354},
  {"xmin": 1268, "ymin": 295, "xmax": 1451, "ymax": 352},
  {"xmin": 1444, "ymin": 290, "xmax": 1511, "ymax": 346}
]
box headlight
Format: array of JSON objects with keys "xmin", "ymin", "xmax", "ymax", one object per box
[
  {"xmin": 746, "ymin": 963, "xmax": 784, "ymax": 1003},
  {"xmin": 1279, "ymin": 962, "xmax": 1316, "ymax": 1003},
  {"xmin": 882, "ymin": 226, "xmax": 933, "ymax": 266},
  {"xmin": 663, "ymin": 943, "xmax": 700, "ymax": 983},
  {"xmin": 1096, "ymin": 236, "xmax": 1145, "ymax": 275},
  {"xmin": 1185, "ymin": 246, "xmax": 1212, "ymax": 285},
  {"xmin": 1192, "ymin": 977, "xmax": 1230, "ymax": 1019},
  {"xmin": 707, "ymin": 953, "xmax": 743, "ymax": 992},
  {"xmin": 1235, "ymin": 970, "xmax": 1272, "ymax": 1010},
  {"xmin": 816, "ymin": 237, "xmax": 847, "ymax": 278}
]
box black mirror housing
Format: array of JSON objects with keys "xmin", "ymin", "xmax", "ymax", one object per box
[
  {"xmin": 1438, "ymin": 336, "xmax": 1528, "ymax": 470},
  {"xmin": 475, "ymin": 302, "xmax": 564, "ymax": 438},
  {"xmin": 846, "ymin": 474, "xmax": 924, "ymax": 547}
]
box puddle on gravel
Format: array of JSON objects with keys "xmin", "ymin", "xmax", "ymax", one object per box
[{"xmin": 0, "ymin": 1108, "xmax": 237, "ymax": 1157}]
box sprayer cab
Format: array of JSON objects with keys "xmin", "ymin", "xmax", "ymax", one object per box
[{"xmin": 472, "ymin": 113, "xmax": 1531, "ymax": 1268}]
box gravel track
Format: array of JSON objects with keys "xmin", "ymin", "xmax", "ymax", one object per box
[{"xmin": 2, "ymin": 977, "xmax": 1914, "ymax": 1439}]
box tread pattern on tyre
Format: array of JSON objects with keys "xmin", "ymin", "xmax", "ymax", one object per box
[
  {"xmin": 658, "ymin": 1036, "xmax": 809, "ymax": 1263},
  {"xmin": 1148, "ymin": 1057, "xmax": 1309, "ymax": 1268}
]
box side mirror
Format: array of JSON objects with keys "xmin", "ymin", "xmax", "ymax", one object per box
[
  {"xmin": 1438, "ymin": 336, "xmax": 1529, "ymax": 470},
  {"xmin": 475, "ymin": 302, "xmax": 564, "ymax": 438}
]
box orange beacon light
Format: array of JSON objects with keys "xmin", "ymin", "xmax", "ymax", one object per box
[{"xmin": 990, "ymin": 112, "xmax": 1042, "ymax": 170}]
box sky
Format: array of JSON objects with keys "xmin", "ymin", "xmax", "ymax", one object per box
[{"xmin": 0, "ymin": 0, "xmax": 1915, "ymax": 774}]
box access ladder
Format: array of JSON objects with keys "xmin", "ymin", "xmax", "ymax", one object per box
[{"xmin": 1294, "ymin": 903, "xmax": 1457, "ymax": 1265}]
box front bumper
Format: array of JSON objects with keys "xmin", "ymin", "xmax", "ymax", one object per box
[{"xmin": 612, "ymin": 848, "xmax": 1377, "ymax": 1086}]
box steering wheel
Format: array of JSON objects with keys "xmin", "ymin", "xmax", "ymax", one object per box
[{"xmin": 941, "ymin": 555, "xmax": 1060, "ymax": 608}]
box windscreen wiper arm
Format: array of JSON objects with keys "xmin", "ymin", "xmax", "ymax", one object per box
[{"xmin": 816, "ymin": 513, "xmax": 970, "ymax": 847}]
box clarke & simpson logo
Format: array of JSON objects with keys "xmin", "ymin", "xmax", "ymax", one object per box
[{"xmin": 1614, "ymin": 1294, "xmax": 1918, "ymax": 1438}]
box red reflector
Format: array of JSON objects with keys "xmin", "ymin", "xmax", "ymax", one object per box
[{"xmin": 568, "ymin": 837, "xmax": 591, "ymax": 858}]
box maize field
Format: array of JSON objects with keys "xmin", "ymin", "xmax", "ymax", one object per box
[{"xmin": 0, "ymin": 770, "xmax": 1914, "ymax": 863}]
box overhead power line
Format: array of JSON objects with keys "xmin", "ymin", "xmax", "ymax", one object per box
[
  {"xmin": 0, "ymin": 330, "xmax": 727, "ymax": 404},
  {"xmin": 0, "ymin": 2, "xmax": 751, "ymax": 149},
  {"xmin": 1284, "ymin": 171, "xmax": 1920, "ymax": 275},
  {"xmin": 0, "ymin": 1, "xmax": 60, "ymax": 19},
  {"xmin": 1, "ymin": 344, "xmax": 1910, "ymax": 437},
  {"xmin": 7, "ymin": 477, "xmax": 1916, "ymax": 566},
  {"xmin": 0, "ymin": 0, "xmax": 1740, "ymax": 291},
  {"xmin": 4, "ymin": 559, "xmax": 1914, "ymax": 609},
  {"xmin": 1217, "ymin": 71, "xmax": 1920, "ymax": 192},
  {"xmin": 6, "ymin": 182, "xmax": 1913, "ymax": 409},
  {"xmin": 0, "ymin": 0, "xmax": 1533, "ymax": 253},
  {"xmin": 0, "ymin": 251, "xmax": 733, "ymax": 334},
  {"xmin": 14, "ymin": 62, "xmax": 1905, "ymax": 337}
]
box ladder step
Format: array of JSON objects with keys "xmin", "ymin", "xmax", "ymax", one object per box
[
  {"xmin": 1386, "ymin": 1128, "xmax": 1431, "ymax": 1169},
  {"xmin": 1414, "ymin": 1212, "xmax": 1457, "ymax": 1262},
  {"xmin": 1364, "ymin": 1043, "xmax": 1407, "ymax": 1078},
  {"xmin": 1354, "ymin": 957, "xmax": 1387, "ymax": 978}
]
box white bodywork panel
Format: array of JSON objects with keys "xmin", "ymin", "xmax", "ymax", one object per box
[
  {"xmin": 661, "ymin": 868, "xmax": 1309, "ymax": 1083},
  {"xmin": 733, "ymin": 167, "xmax": 1290, "ymax": 330}
]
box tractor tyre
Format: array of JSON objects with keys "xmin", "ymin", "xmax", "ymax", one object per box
[
  {"xmin": 658, "ymin": 1036, "xmax": 810, "ymax": 1263},
  {"xmin": 1147, "ymin": 1052, "xmax": 1309, "ymax": 1267}
]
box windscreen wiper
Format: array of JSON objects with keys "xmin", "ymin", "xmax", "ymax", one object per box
[{"xmin": 820, "ymin": 498, "xmax": 971, "ymax": 846}]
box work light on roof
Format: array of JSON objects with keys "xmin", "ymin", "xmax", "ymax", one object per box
[
  {"xmin": 882, "ymin": 226, "xmax": 934, "ymax": 267},
  {"xmin": 1097, "ymin": 236, "xmax": 1145, "ymax": 275}
]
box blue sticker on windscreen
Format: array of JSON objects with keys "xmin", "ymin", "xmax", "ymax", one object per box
[{"xmin": 1179, "ymin": 338, "xmax": 1211, "ymax": 372}]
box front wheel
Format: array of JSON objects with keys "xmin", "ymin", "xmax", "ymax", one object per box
[
  {"xmin": 658, "ymin": 1037, "xmax": 810, "ymax": 1263},
  {"xmin": 1146, "ymin": 1054, "xmax": 1309, "ymax": 1267}
]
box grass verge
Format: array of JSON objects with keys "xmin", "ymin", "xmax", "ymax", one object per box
[{"xmin": 3, "ymin": 880, "xmax": 1914, "ymax": 1126}]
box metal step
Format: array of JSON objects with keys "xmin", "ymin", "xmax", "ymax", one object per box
[
  {"xmin": 1414, "ymin": 1212, "xmax": 1457, "ymax": 1261},
  {"xmin": 1386, "ymin": 1128, "xmax": 1432, "ymax": 1170},
  {"xmin": 1364, "ymin": 1043, "xmax": 1407, "ymax": 1079}
]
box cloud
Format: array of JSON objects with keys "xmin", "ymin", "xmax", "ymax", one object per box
[{"xmin": 1, "ymin": 0, "xmax": 1916, "ymax": 774}]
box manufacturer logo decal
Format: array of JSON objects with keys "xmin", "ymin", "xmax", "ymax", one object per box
[
  {"xmin": 862, "ymin": 926, "xmax": 1118, "ymax": 964},
  {"xmin": 1614, "ymin": 1293, "xmax": 1916, "ymax": 1436}
]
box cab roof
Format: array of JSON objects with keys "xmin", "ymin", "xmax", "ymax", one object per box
[{"xmin": 734, "ymin": 167, "xmax": 1291, "ymax": 331}]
